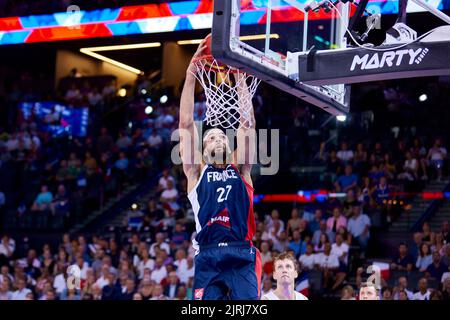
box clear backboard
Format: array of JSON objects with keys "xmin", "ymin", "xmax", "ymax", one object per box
[{"xmin": 211, "ymin": 0, "xmax": 351, "ymax": 115}]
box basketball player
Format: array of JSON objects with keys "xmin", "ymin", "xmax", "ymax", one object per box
[
  {"xmin": 179, "ymin": 35, "xmax": 261, "ymax": 300},
  {"xmin": 262, "ymin": 252, "xmax": 308, "ymax": 300},
  {"xmin": 358, "ymin": 282, "xmax": 380, "ymax": 300}
]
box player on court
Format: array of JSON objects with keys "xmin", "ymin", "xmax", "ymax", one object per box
[
  {"xmin": 262, "ymin": 252, "xmax": 308, "ymax": 300},
  {"xmin": 179, "ymin": 36, "xmax": 261, "ymax": 300}
]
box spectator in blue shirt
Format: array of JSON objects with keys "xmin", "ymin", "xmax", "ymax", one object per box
[
  {"xmin": 31, "ymin": 185, "xmax": 53, "ymax": 211},
  {"xmin": 308, "ymin": 209, "xmax": 325, "ymax": 235},
  {"xmin": 289, "ymin": 230, "xmax": 307, "ymax": 258},
  {"xmin": 373, "ymin": 176, "xmax": 390, "ymax": 205},
  {"xmin": 334, "ymin": 165, "xmax": 358, "ymax": 192},
  {"xmin": 171, "ymin": 223, "xmax": 189, "ymax": 248},
  {"xmin": 115, "ymin": 152, "xmax": 129, "ymax": 170},
  {"xmin": 416, "ymin": 243, "xmax": 433, "ymax": 272}
]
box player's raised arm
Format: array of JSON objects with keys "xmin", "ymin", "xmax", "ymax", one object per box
[
  {"xmin": 179, "ymin": 39, "xmax": 206, "ymax": 190},
  {"xmin": 234, "ymin": 72, "xmax": 256, "ymax": 187}
]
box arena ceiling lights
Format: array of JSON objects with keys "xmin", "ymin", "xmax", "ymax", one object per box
[
  {"xmin": 80, "ymin": 42, "xmax": 161, "ymax": 74},
  {"xmin": 0, "ymin": 0, "xmax": 447, "ymax": 45}
]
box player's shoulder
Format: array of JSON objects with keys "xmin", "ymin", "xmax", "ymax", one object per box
[{"xmin": 295, "ymin": 291, "xmax": 309, "ymax": 300}]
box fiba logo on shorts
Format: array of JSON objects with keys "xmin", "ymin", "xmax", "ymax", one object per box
[
  {"xmin": 194, "ymin": 288, "xmax": 204, "ymax": 300},
  {"xmin": 66, "ymin": 264, "xmax": 81, "ymax": 290}
]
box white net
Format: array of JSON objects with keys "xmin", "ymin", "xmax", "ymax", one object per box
[{"xmin": 190, "ymin": 58, "xmax": 260, "ymax": 129}]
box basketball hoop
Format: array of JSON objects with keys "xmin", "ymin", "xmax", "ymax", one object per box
[{"xmin": 190, "ymin": 51, "xmax": 260, "ymax": 130}]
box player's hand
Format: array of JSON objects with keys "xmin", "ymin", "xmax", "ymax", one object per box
[{"xmin": 187, "ymin": 34, "xmax": 210, "ymax": 74}]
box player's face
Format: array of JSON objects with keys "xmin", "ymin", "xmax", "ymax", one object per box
[
  {"xmin": 273, "ymin": 259, "xmax": 298, "ymax": 285},
  {"xmin": 359, "ymin": 287, "xmax": 379, "ymax": 300},
  {"xmin": 203, "ymin": 129, "xmax": 231, "ymax": 163}
]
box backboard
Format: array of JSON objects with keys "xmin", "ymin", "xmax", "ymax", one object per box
[{"xmin": 211, "ymin": 0, "xmax": 351, "ymax": 115}]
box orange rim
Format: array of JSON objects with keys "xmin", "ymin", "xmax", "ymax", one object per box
[{"xmin": 191, "ymin": 55, "xmax": 240, "ymax": 74}]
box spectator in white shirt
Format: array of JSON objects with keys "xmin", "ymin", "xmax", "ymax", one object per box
[
  {"xmin": 347, "ymin": 203, "xmax": 371, "ymax": 252},
  {"xmin": 0, "ymin": 280, "xmax": 12, "ymax": 300},
  {"xmin": 158, "ymin": 169, "xmax": 175, "ymax": 191},
  {"xmin": 11, "ymin": 279, "xmax": 31, "ymax": 300},
  {"xmin": 331, "ymin": 234, "xmax": 350, "ymax": 291},
  {"xmin": 150, "ymin": 257, "xmax": 167, "ymax": 284},
  {"xmin": 314, "ymin": 243, "xmax": 339, "ymax": 289},
  {"xmin": 298, "ymin": 243, "xmax": 316, "ymax": 270},
  {"xmin": 259, "ymin": 242, "xmax": 273, "ymax": 268},
  {"xmin": 331, "ymin": 234, "xmax": 349, "ymax": 265},
  {"xmin": 393, "ymin": 276, "xmax": 414, "ymax": 300},
  {"xmin": 336, "ymin": 142, "xmax": 354, "ymax": 165},
  {"xmin": 261, "ymin": 278, "xmax": 274, "ymax": 297},
  {"xmin": 177, "ymin": 256, "xmax": 194, "ymax": 285},
  {"xmin": 398, "ymin": 151, "xmax": 419, "ymax": 181},
  {"xmin": 94, "ymin": 265, "xmax": 111, "ymax": 289},
  {"xmin": 0, "ymin": 235, "xmax": 15, "ymax": 259},
  {"xmin": 160, "ymin": 180, "xmax": 179, "ymax": 211},
  {"xmin": 413, "ymin": 278, "xmax": 431, "ymax": 300},
  {"xmin": 53, "ymin": 271, "xmax": 67, "ymax": 295},
  {"xmin": 173, "ymin": 249, "xmax": 187, "ymax": 271},
  {"xmin": 134, "ymin": 248, "xmax": 155, "ymax": 280},
  {"xmin": 149, "ymin": 233, "xmax": 171, "ymax": 258},
  {"xmin": 423, "ymin": 138, "xmax": 447, "ymax": 180},
  {"xmin": 0, "ymin": 265, "xmax": 13, "ymax": 285}
]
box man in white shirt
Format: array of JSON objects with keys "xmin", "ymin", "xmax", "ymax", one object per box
[
  {"xmin": 150, "ymin": 257, "xmax": 168, "ymax": 284},
  {"xmin": 177, "ymin": 256, "xmax": 194, "ymax": 285},
  {"xmin": 0, "ymin": 265, "xmax": 14, "ymax": 285},
  {"xmin": 261, "ymin": 252, "xmax": 308, "ymax": 300},
  {"xmin": 259, "ymin": 241, "xmax": 272, "ymax": 268},
  {"xmin": 315, "ymin": 243, "xmax": 340, "ymax": 270},
  {"xmin": 347, "ymin": 203, "xmax": 371, "ymax": 252},
  {"xmin": 315, "ymin": 243, "xmax": 339, "ymax": 290},
  {"xmin": 299, "ymin": 243, "xmax": 316, "ymax": 270},
  {"xmin": 412, "ymin": 278, "xmax": 431, "ymax": 300},
  {"xmin": 425, "ymin": 138, "xmax": 447, "ymax": 180},
  {"xmin": 330, "ymin": 234, "xmax": 350, "ymax": 291},
  {"xmin": 158, "ymin": 169, "xmax": 175, "ymax": 191},
  {"xmin": 260, "ymin": 278, "xmax": 274, "ymax": 297},
  {"xmin": 160, "ymin": 180, "xmax": 179, "ymax": 211},
  {"xmin": 94, "ymin": 265, "xmax": 111, "ymax": 290},
  {"xmin": 11, "ymin": 279, "xmax": 31, "ymax": 300},
  {"xmin": 393, "ymin": 276, "xmax": 414, "ymax": 300},
  {"xmin": 336, "ymin": 142, "xmax": 354, "ymax": 164},
  {"xmin": 331, "ymin": 234, "xmax": 349, "ymax": 265},
  {"xmin": 149, "ymin": 233, "xmax": 171, "ymax": 258},
  {"xmin": 0, "ymin": 235, "xmax": 15, "ymax": 258}
]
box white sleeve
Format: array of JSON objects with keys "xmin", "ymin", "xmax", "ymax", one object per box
[
  {"xmin": 331, "ymin": 255, "xmax": 340, "ymax": 268},
  {"xmin": 364, "ymin": 215, "xmax": 371, "ymax": 227}
]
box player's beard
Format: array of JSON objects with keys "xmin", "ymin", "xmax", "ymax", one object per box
[{"xmin": 210, "ymin": 148, "xmax": 227, "ymax": 164}]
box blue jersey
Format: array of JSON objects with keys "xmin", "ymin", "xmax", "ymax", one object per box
[{"xmin": 188, "ymin": 164, "xmax": 255, "ymax": 253}]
